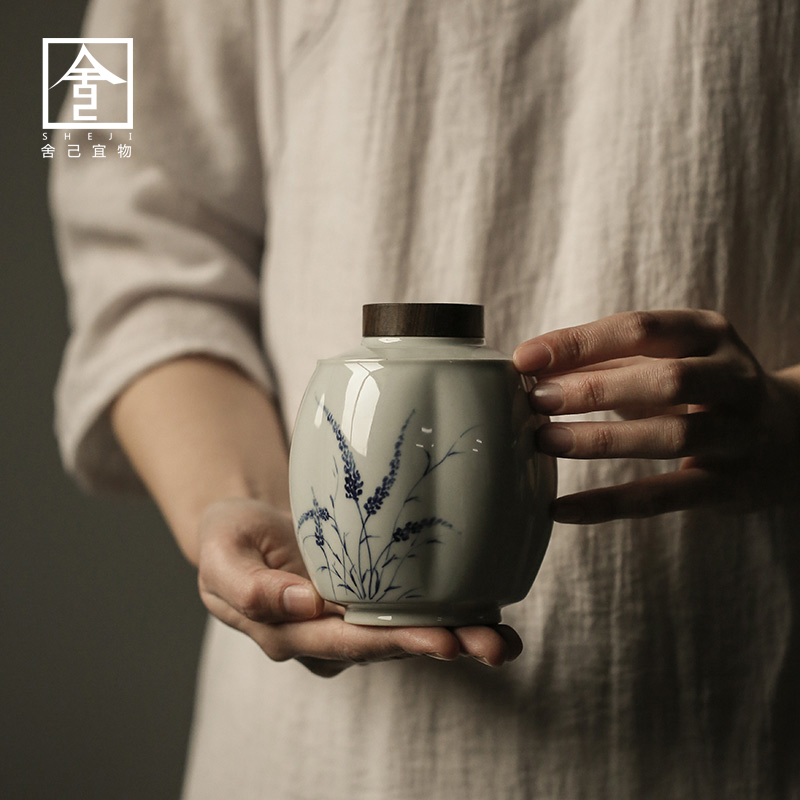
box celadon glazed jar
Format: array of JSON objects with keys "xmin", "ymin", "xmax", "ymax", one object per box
[{"xmin": 289, "ymin": 303, "xmax": 556, "ymax": 626}]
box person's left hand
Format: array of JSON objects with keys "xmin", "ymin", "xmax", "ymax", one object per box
[{"xmin": 513, "ymin": 310, "xmax": 800, "ymax": 523}]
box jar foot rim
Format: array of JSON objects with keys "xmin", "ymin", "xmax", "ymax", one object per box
[{"xmin": 342, "ymin": 604, "xmax": 501, "ymax": 627}]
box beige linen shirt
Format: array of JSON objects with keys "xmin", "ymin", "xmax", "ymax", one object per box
[{"xmin": 53, "ymin": 1, "xmax": 800, "ymax": 798}]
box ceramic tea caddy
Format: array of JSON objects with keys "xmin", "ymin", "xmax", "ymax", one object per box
[{"xmin": 288, "ymin": 303, "xmax": 556, "ymax": 627}]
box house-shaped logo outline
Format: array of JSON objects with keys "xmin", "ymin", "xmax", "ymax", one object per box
[{"xmin": 43, "ymin": 38, "xmax": 133, "ymax": 129}]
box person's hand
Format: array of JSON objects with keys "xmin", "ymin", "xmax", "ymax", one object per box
[
  {"xmin": 513, "ymin": 310, "xmax": 800, "ymax": 523},
  {"xmin": 196, "ymin": 497, "xmax": 523, "ymax": 677}
]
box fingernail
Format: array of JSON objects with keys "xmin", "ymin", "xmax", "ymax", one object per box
[
  {"xmin": 426, "ymin": 652, "xmax": 452, "ymax": 661},
  {"xmin": 282, "ymin": 585, "xmax": 317, "ymax": 618},
  {"xmin": 536, "ymin": 424, "xmax": 574, "ymax": 455},
  {"xmin": 531, "ymin": 382, "xmax": 564, "ymax": 413},
  {"xmin": 514, "ymin": 342, "xmax": 552, "ymax": 374},
  {"xmin": 476, "ymin": 656, "xmax": 497, "ymax": 667}
]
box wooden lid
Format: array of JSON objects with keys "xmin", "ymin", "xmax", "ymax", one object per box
[{"xmin": 363, "ymin": 303, "xmax": 484, "ymax": 338}]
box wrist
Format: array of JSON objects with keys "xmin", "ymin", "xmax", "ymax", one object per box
[
  {"xmin": 171, "ymin": 477, "xmax": 291, "ymax": 567},
  {"xmin": 109, "ymin": 355, "xmax": 291, "ymax": 567}
]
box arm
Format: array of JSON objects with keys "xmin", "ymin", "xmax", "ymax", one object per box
[
  {"xmin": 54, "ymin": 1, "xmax": 519, "ymax": 674},
  {"xmin": 110, "ymin": 354, "xmax": 290, "ymax": 565},
  {"xmin": 110, "ymin": 355, "xmax": 522, "ymax": 676}
]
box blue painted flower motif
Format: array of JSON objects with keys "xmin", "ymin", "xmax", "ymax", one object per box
[
  {"xmin": 311, "ymin": 494, "xmax": 326, "ymax": 547},
  {"xmin": 391, "ymin": 517, "xmax": 453, "ymax": 543},
  {"xmin": 322, "ymin": 405, "xmax": 363, "ymax": 500},
  {"xmin": 364, "ymin": 411, "xmax": 414, "ymax": 517},
  {"xmin": 297, "ymin": 509, "xmax": 315, "ymax": 526},
  {"xmin": 298, "ymin": 404, "xmax": 474, "ymax": 602}
]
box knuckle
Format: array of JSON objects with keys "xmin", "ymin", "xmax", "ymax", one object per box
[
  {"xmin": 261, "ymin": 638, "xmax": 292, "ymax": 663},
  {"xmin": 698, "ymin": 310, "xmax": 735, "ymax": 351},
  {"xmin": 332, "ymin": 626, "xmax": 386, "ymax": 665},
  {"xmin": 338, "ymin": 645, "xmax": 367, "ymax": 664},
  {"xmin": 334, "ymin": 633, "xmax": 369, "ymax": 664},
  {"xmin": 667, "ymin": 415, "xmax": 692, "ymax": 457},
  {"xmin": 661, "ymin": 359, "xmax": 689, "ymax": 404},
  {"xmin": 587, "ymin": 425, "xmax": 616, "ymax": 457},
  {"xmin": 560, "ymin": 328, "xmax": 594, "ymax": 366},
  {"xmin": 700, "ymin": 309, "xmax": 731, "ymax": 337},
  {"xmin": 234, "ymin": 575, "xmax": 271, "ymax": 621},
  {"xmin": 629, "ymin": 310, "xmax": 662, "ymax": 343},
  {"xmin": 578, "ymin": 375, "xmax": 607, "ymax": 409}
]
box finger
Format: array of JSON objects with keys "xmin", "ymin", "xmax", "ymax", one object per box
[
  {"xmin": 495, "ymin": 624, "xmax": 524, "ymax": 661},
  {"xmin": 453, "ymin": 625, "xmax": 524, "ymax": 666},
  {"xmin": 248, "ymin": 616, "xmax": 464, "ymax": 664},
  {"xmin": 513, "ymin": 309, "xmax": 731, "ymax": 375},
  {"xmin": 550, "ymin": 466, "xmax": 734, "ymax": 523},
  {"xmin": 200, "ymin": 592, "xmax": 354, "ymax": 679},
  {"xmin": 528, "ymin": 355, "xmax": 755, "ymax": 415},
  {"xmin": 614, "ymin": 403, "xmax": 690, "ymax": 421},
  {"xmin": 207, "ymin": 584, "xmax": 520, "ymax": 668},
  {"xmin": 323, "ymin": 600, "xmax": 346, "ymax": 616},
  {"xmin": 553, "ymin": 355, "xmax": 657, "ymax": 375},
  {"xmin": 199, "ymin": 532, "xmax": 325, "ymax": 623},
  {"xmin": 543, "ymin": 357, "xmax": 686, "ymax": 419},
  {"xmin": 536, "ymin": 412, "xmax": 743, "ymax": 460},
  {"xmin": 295, "ymin": 656, "xmax": 352, "ymax": 678}
]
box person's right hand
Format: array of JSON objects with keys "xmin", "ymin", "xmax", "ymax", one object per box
[{"xmin": 196, "ymin": 497, "xmax": 523, "ymax": 677}]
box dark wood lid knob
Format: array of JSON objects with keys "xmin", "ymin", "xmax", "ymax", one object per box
[{"xmin": 362, "ymin": 303, "xmax": 484, "ymax": 338}]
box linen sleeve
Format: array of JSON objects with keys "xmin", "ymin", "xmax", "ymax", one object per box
[{"xmin": 51, "ymin": 0, "xmax": 276, "ymax": 495}]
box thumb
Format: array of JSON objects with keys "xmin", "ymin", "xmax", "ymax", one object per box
[
  {"xmin": 201, "ymin": 549, "xmax": 326, "ymax": 623},
  {"xmin": 197, "ymin": 501, "xmax": 325, "ymax": 623}
]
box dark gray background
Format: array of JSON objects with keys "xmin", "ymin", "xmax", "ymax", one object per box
[{"xmin": 2, "ymin": 4, "xmax": 207, "ymax": 798}]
